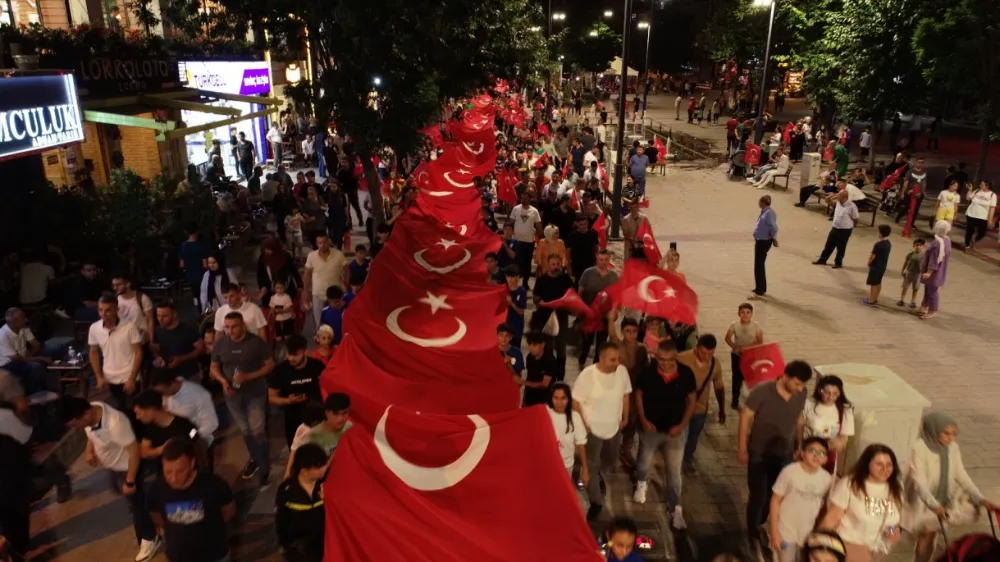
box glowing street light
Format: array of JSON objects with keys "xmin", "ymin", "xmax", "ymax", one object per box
[
  {"xmin": 752, "ymin": 0, "xmax": 777, "ymax": 143},
  {"xmin": 552, "ymin": 12, "xmax": 566, "ymax": 20},
  {"xmin": 589, "ymin": 29, "xmax": 599, "ymax": 37},
  {"xmin": 529, "ymin": 26, "xmax": 542, "ymax": 32},
  {"xmin": 752, "ymin": 0, "xmax": 773, "ymax": 6},
  {"xmin": 373, "ymin": 76, "xmax": 382, "ymax": 86},
  {"xmin": 637, "ymin": 21, "xmax": 649, "ymax": 29},
  {"xmin": 603, "ymin": 9, "xmax": 613, "ymax": 17}
]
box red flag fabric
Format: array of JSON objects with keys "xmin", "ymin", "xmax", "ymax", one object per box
[
  {"xmin": 320, "ymin": 336, "xmax": 518, "ymax": 431},
  {"xmin": 605, "ymin": 258, "xmax": 699, "ymax": 325},
  {"xmin": 436, "ymin": 146, "xmax": 496, "ymax": 178},
  {"xmin": 539, "ymin": 288, "xmax": 594, "ymax": 318},
  {"xmin": 637, "ymin": 219, "xmax": 662, "ymax": 265},
  {"xmin": 782, "ymin": 122, "xmax": 794, "ymax": 145},
  {"xmin": 323, "ymin": 406, "xmax": 603, "ymax": 562},
  {"xmin": 498, "ymin": 170, "xmax": 518, "ymax": 206},
  {"xmin": 654, "ymin": 136, "xmax": 667, "ymax": 160},
  {"xmin": 823, "ymin": 145, "xmax": 834, "ymax": 162},
  {"xmin": 420, "ymin": 124, "xmax": 444, "ymax": 148},
  {"xmin": 570, "ymin": 187, "xmax": 580, "ymax": 211},
  {"xmin": 739, "ymin": 343, "xmax": 786, "ymax": 389},
  {"xmin": 879, "ymin": 165, "xmax": 907, "ymax": 192},
  {"xmin": 537, "ymin": 122, "xmax": 551, "ymax": 138},
  {"xmin": 593, "ymin": 212, "xmax": 608, "ymax": 249},
  {"xmin": 494, "ymin": 79, "xmax": 510, "ymax": 94},
  {"xmin": 597, "ymin": 163, "xmax": 610, "ymax": 191},
  {"xmin": 745, "ymin": 143, "xmax": 762, "ymax": 166}
]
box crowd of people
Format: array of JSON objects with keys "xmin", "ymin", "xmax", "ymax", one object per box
[{"xmin": 0, "ymin": 81, "xmax": 997, "ymax": 562}]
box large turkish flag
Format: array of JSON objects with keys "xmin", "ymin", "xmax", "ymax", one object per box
[
  {"xmin": 323, "ymin": 406, "xmax": 602, "ymax": 562},
  {"xmin": 605, "ymin": 258, "xmax": 699, "ymax": 325},
  {"xmin": 320, "ymin": 336, "xmax": 518, "ymax": 431},
  {"xmin": 739, "ymin": 342, "xmax": 786, "ymax": 389},
  {"xmin": 637, "ymin": 219, "xmax": 662, "ymax": 265}
]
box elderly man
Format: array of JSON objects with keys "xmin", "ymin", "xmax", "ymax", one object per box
[
  {"xmin": 813, "ymin": 190, "xmax": 859, "ymax": 269},
  {"xmin": 0, "ymin": 308, "xmax": 59, "ymax": 394}
]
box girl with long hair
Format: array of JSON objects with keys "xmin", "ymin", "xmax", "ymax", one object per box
[
  {"xmin": 275, "ymin": 443, "xmax": 329, "ymax": 562},
  {"xmin": 820, "ymin": 444, "xmax": 904, "ymax": 561},
  {"xmin": 804, "ymin": 375, "xmax": 856, "ymax": 474},
  {"xmin": 199, "ymin": 252, "xmax": 236, "ymax": 314},
  {"xmin": 902, "ymin": 413, "xmax": 997, "ymax": 562},
  {"xmin": 546, "ymin": 382, "xmax": 589, "ymax": 487}
]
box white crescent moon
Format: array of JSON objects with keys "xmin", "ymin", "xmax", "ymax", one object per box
[
  {"xmin": 386, "ymin": 306, "xmax": 467, "ymax": 348},
  {"xmin": 750, "ymin": 359, "xmax": 774, "ymax": 372},
  {"xmin": 462, "ymin": 142, "xmax": 485, "ymax": 155},
  {"xmin": 637, "ymin": 275, "xmax": 663, "ymax": 303},
  {"xmin": 427, "ymin": 190, "xmax": 453, "ymax": 197},
  {"xmin": 413, "ymin": 248, "xmax": 472, "ymax": 274},
  {"xmin": 417, "ymin": 171, "xmax": 430, "ymax": 184},
  {"xmin": 375, "ymin": 406, "xmax": 490, "ymax": 491},
  {"xmin": 443, "ymin": 171, "xmax": 475, "ymax": 189}
]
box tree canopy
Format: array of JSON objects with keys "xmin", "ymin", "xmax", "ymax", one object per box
[{"xmin": 563, "ymin": 22, "xmax": 622, "ymax": 76}]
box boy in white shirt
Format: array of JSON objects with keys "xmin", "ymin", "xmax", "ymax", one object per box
[
  {"xmin": 269, "ymin": 280, "xmax": 295, "ymax": 344},
  {"xmin": 572, "ymin": 341, "xmax": 632, "ymax": 521},
  {"xmin": 769, "ymin": 437, "xmax": 834, "ymax": 562}
]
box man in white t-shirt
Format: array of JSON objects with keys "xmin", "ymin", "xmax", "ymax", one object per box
[
  {"xmin": 572, "ymin": 341, "xmax": 632, "ymax": 521},
  {"xmin": 214, "ymin": 283, "xmax": 269, "ymax": 341},
  {"xmin": 62, "ymin": 397, "xmax": 160, "ymax": 561},
  {"xmin": 88, "ymin": 294, "xmax": 143, "ymax": 412},
  {"xmin": 0, "ymin": 307, "xmax": 59, "ymax": 393},
  {"xmin": 149, "ymin": 369, "xmax": 219, "ymax": 446},
  {"xmin": 303, "ymin": 234, "xmax": 347, "ymax": 331},
  {"xmin": 112, "ymin": 273, "xmax": 154, "ymax": 344},
  {"xmin": 509, "ymin": 193, "xmax": 543, "ymax": 289},
  {"xmin": 19, "ymin": 254, "xmax": 55, "ymax": 305}
]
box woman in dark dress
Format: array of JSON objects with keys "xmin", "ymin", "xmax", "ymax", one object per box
[
  {"xmin": 325, "ymin": 182, "xmax": 348, "ymax": 250},
  {"xmin": 790, "ymin": 125, "xmax": 806, "ymax": 162},
  {"xmin": 256, "ymin": 237, "xmax": 302, "ymax": 307}
]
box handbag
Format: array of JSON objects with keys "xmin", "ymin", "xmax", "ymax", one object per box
[{"xmin": 542, "ymin": 312, "xmax": 560, "ymax": 337}]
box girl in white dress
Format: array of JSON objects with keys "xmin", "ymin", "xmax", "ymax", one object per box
[{"xmin": 803, "ymin": 375, "xmax": 855, "ymax": 474}]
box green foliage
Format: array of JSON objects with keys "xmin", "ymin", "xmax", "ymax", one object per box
[
  {"xmin": 2, "ymin": 22, "xmax": 255, "ymax": 58},
  {"xmin": 563, "ymin": 22, "xmax": 622, "ymax": 75},
  {"xmin": 125, "ymin": 0, "xmax": 161, "ymax": 35}
]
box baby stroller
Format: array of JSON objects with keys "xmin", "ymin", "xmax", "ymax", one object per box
[{"xmin": 728, "ymin": 149, "xmax": 748, "ymax": 179}]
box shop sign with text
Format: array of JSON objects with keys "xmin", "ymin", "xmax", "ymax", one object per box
[
  {"xmin": 0, "ymin": 74, "xmax": 85, "ymax": 161},
  {"xmin": 178, "ymin": 61, "xmax": 272, "ymax": 96}
]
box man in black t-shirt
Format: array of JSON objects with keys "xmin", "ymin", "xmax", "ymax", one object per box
[
  {"xmin": 148, "ymin": 438, "xmax": 235, "ymax": 562},
  {"xmin": 548, "ymin": 195, "xmax": 576, "ymax": 243},
  {"xmin": 632, "ymin": 340, "xmax": 696, "ymax": 528},
  {"xmin": 267, "ymin": 334, "xmax": 325, "ymax": 448},
  {"xmin": 566, "ymin": 214, "xmax": 599, "ymax": 284},
  {"xmin": 517, "ymin": 331, "xmax": 554, "ymax": 407},
  {"xmin": 133, "ymin": 390, "xmax": 207, "ymax": 468},
  {"xmin": 153, "ymin": 301, "xmax": 204, "ymax": 380},
  {"xmin": 531, "ymin": 255, "xmax": 574, "ymax": 382}
]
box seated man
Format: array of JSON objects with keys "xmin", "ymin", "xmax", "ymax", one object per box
[
  {"xmin": 824, "ymin": 179, "xmax": 867, "ymax": 218},
  {"xmin": 796, "ymin": 163, "xmax": 839, "ymax": 207},
  {"xmin": 0, "ymin": 308, "xmax": 59, "ymax": 394},
  {"xmin": 62, "ymin": 261, "xmax": 106, "ymax": 322}
]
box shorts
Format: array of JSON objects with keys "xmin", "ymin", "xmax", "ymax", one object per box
[
  {"xmin": 935, "ymin": 207, "xmax": 955, "ymax": 222},
  {"xmin": 866, "ymin": 267, "xmax": 886, "ymax": 287},
  {"xmin": 903, "ymin": 272, "xmax": 920, "ymax": 292},
  {"xmin": 274, "ymin": 319, "xmax": 295, "ymax": 338}
]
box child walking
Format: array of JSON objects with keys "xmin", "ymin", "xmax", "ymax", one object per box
[
  {"xmin": 863, "ymin": 224, "xmax": 892, "ymax": 306},
  {"xmin": 897, "ymin": 238, "xmax": 926, "ymax": 308},
  {"xmin": 767, "ymin": 437, "xmax": 834, "ymax": 562},
  {"xmin": 724, "ymin": 303, "xmax": 763, "ymax": 410},
  {"xmin": 269, "ymin": 280, "xmax": 295, "ymax": 349}
]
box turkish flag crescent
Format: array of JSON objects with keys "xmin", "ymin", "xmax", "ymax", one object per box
[
  {"xmin": 745, "ymin": 143, "xmax": 762, "ymax": 166},
  {"xmin": 498, "ymin": 170, "xmax": 518, "ymax": 206},
  {"xmin": 637, "ymin": 219, "xmax": 662, "ymax": 265},
  {"xmin": 323, "ymin": 406, "xmax": 603, "ymax": 562},
  {"xmin": 739, "ymin": 342, "xmax": 786, "ymax": 389},
  {"xmin": 605, "ymin": 258, "xmax": 699, "ymax": 325}
]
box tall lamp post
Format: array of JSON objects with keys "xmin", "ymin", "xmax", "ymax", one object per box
[
  {"xmin": 638, "ymin": 21, "xmax": 651, "ymax": 120},
  {"xmin": 610, "ymin": 0, "xmax": 634, "ymax": 239},
  {"xmin": 753, "ymin": 0, "xmax": 776, "ymax": 144},
  {"xmin": 547, "ymin": 8, "xmax": 567, "ymax": 117}
]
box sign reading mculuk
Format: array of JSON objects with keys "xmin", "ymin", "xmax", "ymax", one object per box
[{"xmin": 0, "ymin": 74, "xmax": 85, "ymax": 161}]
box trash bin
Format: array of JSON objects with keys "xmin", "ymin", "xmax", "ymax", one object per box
[{"xmin": 814, "ymin": 363, "xmax": 931, "ymax": 477}]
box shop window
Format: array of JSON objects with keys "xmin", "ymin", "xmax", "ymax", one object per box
[{"xmin": 2, "ymin": 0, "xmax": 42, "ymax": 26}]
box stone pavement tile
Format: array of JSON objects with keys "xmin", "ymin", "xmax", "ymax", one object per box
[{"xmin": 634, "ymin": 165, "xmax": 1000, "ymax": 559}]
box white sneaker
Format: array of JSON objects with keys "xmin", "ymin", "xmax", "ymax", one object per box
[
  {"xmin": 756, "ymin": 184, "xmax": 766, "ymax": 189},
  {"xmin": 633, "ymin": 481, "xmax": 648, "ymax": 504},
  {"xmin": 135, "ymin": 536, "xmax": 161, "ymax": 561},
  {"xmin": 671, "ymin": 506, "xmax": 687, "ymax": 530}
]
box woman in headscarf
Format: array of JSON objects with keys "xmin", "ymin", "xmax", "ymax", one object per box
[
  {"xmin": 257, "ymin": 236, "xmax": 302, "ymax": 306},
  {"xmin": 199, "ymin": 252, "xmax": 236, "ymax": 314},
  {"xmin": 902, "ymin": 412, "xmax": 997, "ymax": 562},
  {"xmin": 918, "ymin": 221, "xmax": 952, "ymax": 320},
  {"xmin": 533, "ymin": 224, "xmax": 568, "ymax": 273}
]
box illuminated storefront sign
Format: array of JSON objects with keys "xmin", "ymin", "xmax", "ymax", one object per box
[
  {"xmin": 0, "ymin": 74, "xmax": 85, "ymax": 161},
  {"xmin": 178, "ymin": 61, "xmax": 272, "ymax": 96}
]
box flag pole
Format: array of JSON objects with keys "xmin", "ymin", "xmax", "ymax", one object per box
[{"xmin": 610, "ymin": 0, "xmax": 633, "ymax": 240}]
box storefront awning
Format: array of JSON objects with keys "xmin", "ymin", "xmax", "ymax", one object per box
[{"xmin": 82, "ymin": 89, "xmax": 281, "ymax": 141}]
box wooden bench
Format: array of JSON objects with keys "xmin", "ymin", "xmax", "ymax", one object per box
[
  {"xmin": 809, "ymin": 188, "xmax": 879, "ymax": 226},
  {"xmin": 766, "ymin": 166, "xmax": 792, "ymax": 191}
]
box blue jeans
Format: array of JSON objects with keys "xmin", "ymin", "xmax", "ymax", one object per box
[
  {"xmin": 682, "ymin": 412, "xmax": 708, "ymax": 467},
  {"xmin": 634, "ymin": 427, "xmax": 687, "ymax": 509},
  {"xmin": 5, "ymin": 360, "xmax": 59, "ymax": 395},
  {"xmin": 225, "ymin": 387, "xmax": 269, "ymax": 478}
]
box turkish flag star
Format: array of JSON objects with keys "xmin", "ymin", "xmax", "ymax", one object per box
[{"xmin": 605, "ymin": 259, "xmax": 699, "ymax": 325}]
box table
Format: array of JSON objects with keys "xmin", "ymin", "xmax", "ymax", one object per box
[
  {"xmin": 47, "ymin": 358, "xmax": 91, "ymax": 398},
  {"xmin": 141, "ymin": 279, "xmax": 180, "ymax": 302}
]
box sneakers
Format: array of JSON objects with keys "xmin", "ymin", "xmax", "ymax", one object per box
[
  {"xmin": 135, "ymin": 536, "xmax": 161, "ymax": 561},
  {"xmin": 671, "ymin": 506, "xmax": 687, "ymax": 530},
  {"xmin": 896, "ymin": 300, "xmax": 905, "ymax": 306},
  {"xmin": 240, "ymin": 460, "xmax": 259, "ymax": 480},
  {"xmin": 633, "ymin": 481, "xmax": 648, "ymax": 504}
]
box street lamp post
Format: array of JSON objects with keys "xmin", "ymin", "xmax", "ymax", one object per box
[
  {"xmin": 610, "ymin": 0, "xmax": 633, "ymax": 239},
  {"xmin": 753, "ymin": 0, "xmax": 776, "ymax": 145},
  {"xmin": 638, "ymin": 21, "xmax": 651, "ymax": 121},
  {"xmin": 546, "ymin": 3, "xmax": 567, "ymax": 119}
]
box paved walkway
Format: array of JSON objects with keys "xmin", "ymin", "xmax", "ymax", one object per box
[{"xmin": 623, "ymin": 163, "xmax": 1000, "ymax": 561}]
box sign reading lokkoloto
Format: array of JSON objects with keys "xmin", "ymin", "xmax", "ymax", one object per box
[
  {"xmin": 178, "ymin": 61, "xmax": 271, "ymax": 96},
  {"xmin": 0, "ymin": 74, "xmax": 85, "ymax": 161}
]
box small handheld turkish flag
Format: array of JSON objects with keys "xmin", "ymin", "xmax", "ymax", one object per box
[
  {"xmin": 745, "ymin": 143, "xmax": 762, "ymax": 166},
  {"xmin": 654, "ymin": 136, "xmax": 667, "ymax": 160},
  {"xmin": 497, "ymin": 170, "xmax": 518, "ymax": 206},
  {"xmin": 879, "ymin": 165, "xmax": 907, "ymax": 192},
  {"xmin": 597, "ymin": 163, "xmax": 610, "ymax": 191},
  {"xmin": 539, "ymin": 288, "xmax": 595, "ymax": 319},
  {"xmin": 637, "ymin": 220, "xmax": 662, "ymax": 265},
  {"xmin": 782, "ymin": 122, "xmax": 794, "ymax": 145},
  {"xmin": 739, "ymin": 343, "xmax": 786, "ymax": 389},
  {"xmin": 593, "ymin": 212, "xmax": 608, "ymax": 249}
]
